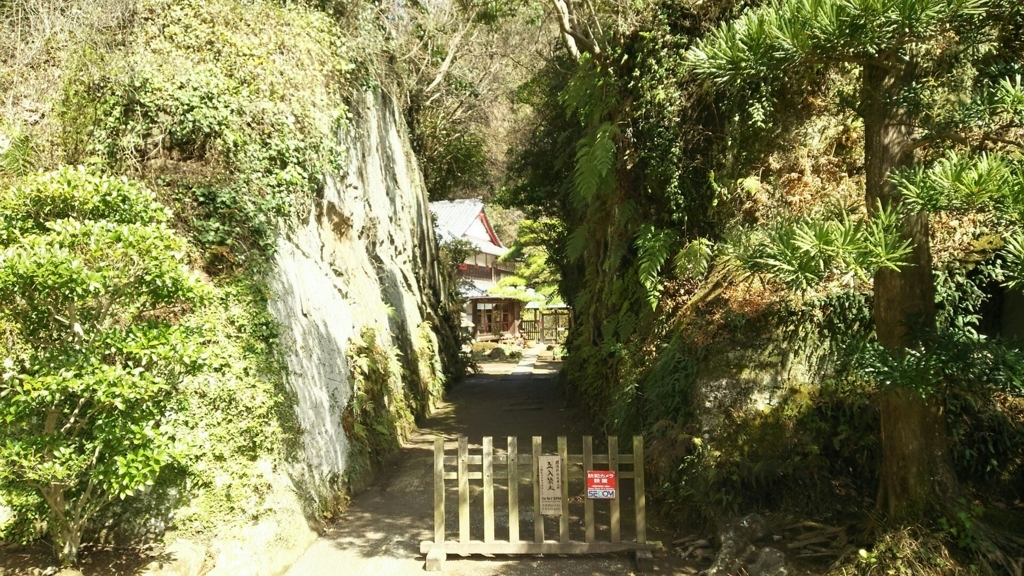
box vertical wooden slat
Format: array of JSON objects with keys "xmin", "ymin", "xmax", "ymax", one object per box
[
  {"xmin": 434, "ymin": 437, "xmax": 445, "ymax": 544},
  {"xmin": 508, "ymin": 436, "xmax": 519, "ymax": 543},
  {"xmin": 483, "ymin": 437, "xmax": 494, "ymax": 543},
  {"xmin": 458, "ymin": 436, "xmax": 469, "ymax": 544},
  {"xmin": 582, "ymin": 436, "xmax": 594, "ymax": 543},
  {"xmin": 532, "ymin": 436, "xmax": 543, "ymax": 543},
  {"xmin": 609, "ymin": 436, "xmax": 620, "ymax": 543},
  {"xmin": 634, "ymin": 435, "xmax": 646, "ymax": 544},
  {"xmin": 558, "ymin": 436, "xmax": 569, "ymax": 543}
]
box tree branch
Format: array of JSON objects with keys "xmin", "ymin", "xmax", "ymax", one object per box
[
  {"xmin": 424, "ymin": 23, "xmax": 470, "ymax": 95},
  {"xmin": 548, "ymin": 0, "xmax": 598, "ymax": 61}
]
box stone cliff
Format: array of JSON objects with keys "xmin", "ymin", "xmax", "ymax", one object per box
[
  {"xmin": 269, "ymin": 88, "xmax": 442, "ymax": 499},
  {"xmin": 203, "ymin": 89, "xmax": 448, "ymax": 575}
]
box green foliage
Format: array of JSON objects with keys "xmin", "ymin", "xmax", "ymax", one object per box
[
  {"xmin": 635, "ymin": 225, "xmax": 679, "ymax": 309},
  {"xmin": 673, "ymin": 238, "xmax": 714, "ymax": 282},
  {"xmin": 410, "ymin": 111, "xmax": 490, "ymax": 201},
  {"xmin": 685, "ymin": 0, "xmax": 990, "ymax": 92},
  {"xmin": 859, "ymin": 330, "xmax": 1024, "ymax": 397},
  {"xmin": 894, "ymin": 151, "xmax": 1024, "ymax": 217},
  {"xmin": 167, "ymin": 275, "xmax": 302, "ymax": 536},
  {"xmin": 439, "ymin": 237, "xmax": 476, "ymax": 301},
  {"xmin": 57, "ymin": 0, "xmax": 352, "ymax": 269},
  {"xmin": 733, "ymin": 203, "xmax": 913, "ymax": 293},
  {"xmin": 572, "ymin": 121, "xmax": 620, "ymax": 208},
  {"xmin": 470, "ymin": 341, "xmax": 524, "ymax": 361},
  {"xmin": 1, "ymin": 0, "xmax": 458, "ymax": 559},
  {"xmin": 436, "ymin": 238, "xmax": 475, "ymax": 380},
  {"xmin": 343, "ymin": 328, "xmax": 415, "ymax": 488},
  {"xmin": 0, "ymin": 169, "xmax": 203, "ymax": 565},
  {"xmin": 493, "ymin": 219, "xmax": 563, "ymax": 303},
  {"xmin": 938, "ymin": 502, "xmax": 986, "ymax": 552},
  {"xmin": 0, "ymin": 131, "xmax": 38, "ymax": 178},
  {"xmin": 414, "ymin": 321, "xmax": 447, "ymax": 410},
  {"xmin": 1006, "ymin": 235, "xmax": 1024, "ymax": 288},
  {"xmin": 509, "ymin": 0, "xmax": 1024, "ymax": 564},
  {"xmin": 0, "ymin": 485, "xmax": 47, "ymax": 544},
  {"xmin": 0, "ymin": 166, "xmax": 170, "ymax": 247},
  {"xmin": 392, "ymin": 0, "xmax": 542, "ymax": 201}
]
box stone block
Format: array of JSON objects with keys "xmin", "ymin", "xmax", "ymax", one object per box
[{"xmin": 425, "ymin": 547, "xmax": 446, "ymax": 571}]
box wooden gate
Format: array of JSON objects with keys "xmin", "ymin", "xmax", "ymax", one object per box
[{"xmin": 420, "ymin": 435, "xmax": 658, "ymax": 571}]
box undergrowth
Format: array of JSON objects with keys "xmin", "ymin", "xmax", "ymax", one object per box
[
  {"xmin": 56, "ymin": 0, "xmax": 352, "ymax": 271},
  {"xmin": 343, "ymin": 328, "xmax": 415, "ymax": 490}
]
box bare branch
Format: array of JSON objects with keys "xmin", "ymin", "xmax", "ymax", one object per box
[
  {"xmin": 424, "ymin": 22, "xmax": 471, "ymax": 95},
  {"xmin": 548, "ymin": 0, "xmax": 582, "ymax": 60}
]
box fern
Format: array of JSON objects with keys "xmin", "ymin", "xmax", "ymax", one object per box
[
  {"xmin": 566, "ymin": 221, "xmax": 591, "ymax": 261},
  {"xmin": 673, "ymin": 237, "xmax": 714, "ymax": 281},
  {"xmin": 573, "ymin": 122, "xmax": 619, "ymax": 207},
  {"xmin": 0, "ymin": 134, "xmax": 37, "ymax": 178},
  {"xmin": 635, "ymin": 224, "xmax": 679, "ymax": 309}
]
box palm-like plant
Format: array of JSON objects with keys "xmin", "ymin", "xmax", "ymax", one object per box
[{"xmin": 687, "ymin": 0, "xmax": 1023, "ymax": 531}]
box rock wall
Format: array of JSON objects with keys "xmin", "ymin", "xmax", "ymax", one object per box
[
  {"xmin": 201, "ymin": 89, "xmax": 445, "ymax": 575},
  {"xmin": 268, "ymin": 88, "xmax": 443, "ymax": 502}
]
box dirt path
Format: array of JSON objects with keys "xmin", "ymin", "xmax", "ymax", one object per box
[{"xmin": 285, "ymin": 351, "xmax": 659, "ymax": 575}]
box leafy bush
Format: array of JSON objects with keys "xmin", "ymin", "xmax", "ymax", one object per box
[{"xmin": 0, "ymin": 168, "xmax": 204, "ymax": 564}]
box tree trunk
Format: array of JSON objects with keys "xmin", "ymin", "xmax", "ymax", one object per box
[
  {"xmin": 55, "ymin": 525, "xmax": 82, "ymax": 567},
  {"xmin": 861, "ymin": 63, "xmax": 958, "ymax": 523}
]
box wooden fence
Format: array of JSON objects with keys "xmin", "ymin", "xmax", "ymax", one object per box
[{"xmin": 420, "ymin": 435, "xmax": 658, "ymax": 571}]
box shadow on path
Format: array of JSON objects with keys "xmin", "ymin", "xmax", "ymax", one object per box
[{"xmin": 285, "ymin": 358, "xmax": 646, "ymax": 575}]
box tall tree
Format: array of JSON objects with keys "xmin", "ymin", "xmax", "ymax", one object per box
[{"xmin": 686, "ymin": 0, "xmax": 1022, "ymax": 524}]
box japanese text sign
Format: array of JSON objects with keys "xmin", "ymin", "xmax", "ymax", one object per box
[{"xmin": 538, "ymin": 456, "xmax": 562, "ymax": 515}]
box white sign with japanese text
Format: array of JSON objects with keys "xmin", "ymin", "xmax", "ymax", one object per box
[{"xmin": 538, "ymin": 456, "xmax": 562, "ymax": 515}]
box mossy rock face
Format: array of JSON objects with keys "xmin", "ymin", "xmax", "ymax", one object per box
[{"xmin": 695, "ymin": 346, "xmax": 820, "ymax": 435}]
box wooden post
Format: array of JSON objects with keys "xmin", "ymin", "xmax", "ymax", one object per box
[
  {"xmin": 558, "ymin": 436, "xmax": 569, "ymax": 543},
  {"xmin": 583, "ymin": 436, "xmax": 595, "ymax": 543},
  {"xmin": 532, "ymin": 436, "xmax": 543, "ymax": 543},
  {"xmin": 633, "ymin": 436, "xmax": 646, "ymax": 544},
  {"xmin": 609, "ymin": 436, "xmax": 620, "ymax": 544},
  {"xmin": 459, "ymin": 436, "xmax": 469, "ymax": 544},
  {"xmin": 484, "ymin": 437, "xmax": 495, "ymax": 543},
  {"xmin": 434, "ymin": 437, "xmax": 445, "ymax": 545},
  {"xmin": 508, "ymin": 436, "xmax": 519, "ymax": 543}
]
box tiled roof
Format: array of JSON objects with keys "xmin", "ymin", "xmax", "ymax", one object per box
[
  {"xmin": 430, "ymin": 199, "xmax": 508, "ymax": 257},
  {"xmin": 430, "ymin": 199, "xmax": 484, "ymax": 240}
]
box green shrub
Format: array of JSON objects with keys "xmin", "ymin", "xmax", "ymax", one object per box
[
  {"xmin": 166, "ymin": 275, "xmax": 300, "ymax": 536},
  {"xmin": 0, "ymin": 168, "xmax": 204, "ymax": 565}
]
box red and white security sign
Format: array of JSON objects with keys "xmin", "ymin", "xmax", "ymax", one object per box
[{"xmin": 586, "ymin": 470, "xmax": 617, "ymax": 499}]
